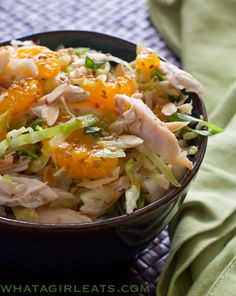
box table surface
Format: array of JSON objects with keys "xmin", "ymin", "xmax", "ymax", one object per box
[{"xmin": 0, "ymin": 1, "xmax": 179, "ymax": 295}]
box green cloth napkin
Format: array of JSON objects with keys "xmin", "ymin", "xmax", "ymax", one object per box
[{"xmin": 148, "ymin": 0, "xmax": 236, "ymax": 295}]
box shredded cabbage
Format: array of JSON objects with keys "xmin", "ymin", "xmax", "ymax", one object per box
[
  {"xmin": 93, "ymin": 147, "xmax": 126, "ymax": 158},
  {"xmin": 49, "ymin": 193, "xmax": 78, "ymax": 210},
  {"xmin": 138, "ymin": 145, "xmax": 180, "ymax": 187},
  {"xmin": 125, "ymin": 158, "xmax": 136, "ymax": 182},
  {"xmin": 28, "ymin": 147, "xmax": 50, "ymax": 173},
  {"xmin": 0, "ymin": 114, "xmax": 98, "ymax": 157},
  {"xmin": 124, "ymin": 158, "xmax": 142, "ymax": 213},
  {"xmin": 125, "ymin": 184, "xmax": 140, "ymax": 214},
  {"xmin": 73, "ymin": 47, "xmax": 89, "ymax": 56},
  {"xmin": 142, "ymin": 173, "xmax": 169, "ymax": 202},
  {"xmin": 13, "ymin": 207, "xmax": 39, "ymax": 222}
]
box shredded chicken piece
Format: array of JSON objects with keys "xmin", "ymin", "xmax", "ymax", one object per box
[
  {"xmin": 0, "ymin": 58, "xmax": 38, "ymax": 87},
  {"xmin": 38, "ymin": 208, "xmax": 92, "ymax": 224},
  {"xmin": 0, "ymin": 159, "xmax": 30, "ymax": 174},
  {"xmin": 0, "ymin": 153, "xmax": 30, "ymax": 174},
  {"xmin": 0, "ymin": 175, "xmax": 58, "ymax": 208},
  {"xmin": 159, "ymin": 61, "xmax": 204, "ymax": 97},
  {"xmin": 0, "ymin": 152, "xmax": 19, "ymax": 167},
  {"xmin": 111, "ymin": 95, "xmax": 193, "ymax": 169}
]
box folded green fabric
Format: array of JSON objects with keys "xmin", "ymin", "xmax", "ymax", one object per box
[{"xmin": 148, "ymin": 0, "xmax": 236, "ymax": 295}]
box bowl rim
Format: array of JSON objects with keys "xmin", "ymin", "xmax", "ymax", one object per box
[{"xmin": 0, "ymin": 30, "xmax": 208, "ymax": 230}]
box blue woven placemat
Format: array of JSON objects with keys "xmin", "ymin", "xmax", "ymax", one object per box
[
  {"xmin": 0, "ymin": 1, "xmax": 177, "ymax": 295},
  {"xmin": 0, "ymin": 0, "xmax": 179, "ymax": 65}
]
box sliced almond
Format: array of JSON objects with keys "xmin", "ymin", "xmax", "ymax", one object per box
[
  {"xmin": 178, "ymin": 103, "xmax": 193, "ymax": 114},
  {"xmin": 39, "ymin": 83, "xmax": 67, "ymax": 104},
  {"xmin": 161, "ymin": 102, "xmax": 177, "ymax": 116},
  {"xmin": 165, "ymin": 121, "xmax": 189, "ymax": 132},
  {"xmin": 41, "ymin": 105, "xmax": 60, "ymax": 126}
]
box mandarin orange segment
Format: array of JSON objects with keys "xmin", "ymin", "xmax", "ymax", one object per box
[
  {"xmin": 136, "ymin": 48, "xmax": 160, "ymax": 82},
  {"xmin": 76, "ymin": 76, "xmax": 137, "ymax": 112},
  {"xmin": 0, "ymin": 78, "xmax": 43, "ymax": 117},
  {"xmin": 50, "ymin": 131, "xmax": 118, "ymax": 179},
  {"xmin": 16, "ymin": 46, "xmax": 60, "ymax": 79},
  {"xmin": 0, "ymin": 111, "xmax": 9, "ymax": 141}
]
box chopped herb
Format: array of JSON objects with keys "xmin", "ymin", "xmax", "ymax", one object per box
[
  {"xmin": 153, "ymin": 70, "xmax": 165, "ymax": 81},
  {"xmin": 115, "ymin": 196, "xmax": 126, "ymax": 215},
  {"xmin": 72, "ymin": 179, "xmax": 81, "ymax": 185},
  {"xmin": 69, "ymin": 187, "xmax": 79, "ymax": 194},
  {"xmin": 168, "ymin": 112, "xmax": 223, "ymax": 136},
  {"xmin": 84, "ymin": 126, "xmax": 102, "ymax": 135},
  {"xmin": 73, "ymin": 47, "xmax": 89, "ymax": 56},
  {"xmin": 19, "ymin": 150, "xmax": 38, "ymax": 159},
  {"xmin": 31, "ymin": 119, "xmax": 45, "ymax": 131},
  {"xmin": 184, "ymin": 126, "xmax": 214, "ymax": 137},
  {"xmin": 100, "ymin": 195, "xmax": 126, "ymax": 218},
  {"xmin": 137, "ymin": 195, "xmax": 145, "ymax": 209},
  {"xmin": 168, "ymin": 95, "xmax": 177, "ymax": 102},
  {"xmin": 85, "ymin": 56, "xmax": 105, "ymax": 69}
]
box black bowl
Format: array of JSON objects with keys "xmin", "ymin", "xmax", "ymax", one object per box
[{"xmin": 0, "ymin": 31, "xmax": 207, "ymax": 272}]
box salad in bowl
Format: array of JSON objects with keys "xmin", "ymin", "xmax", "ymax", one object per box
[{"xmin": 0, "ymin": 40, "xmax": 222, "ymax": 224}]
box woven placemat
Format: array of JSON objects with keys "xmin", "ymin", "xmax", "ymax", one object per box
[{"xmin": 0, "ymin": 1, "xmax": 178, "ymax": 294}]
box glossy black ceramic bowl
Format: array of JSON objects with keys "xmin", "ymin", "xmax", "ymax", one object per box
[{"xmin": 0, "ymin": 31, "xmax": 207, "ymax": 272}]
